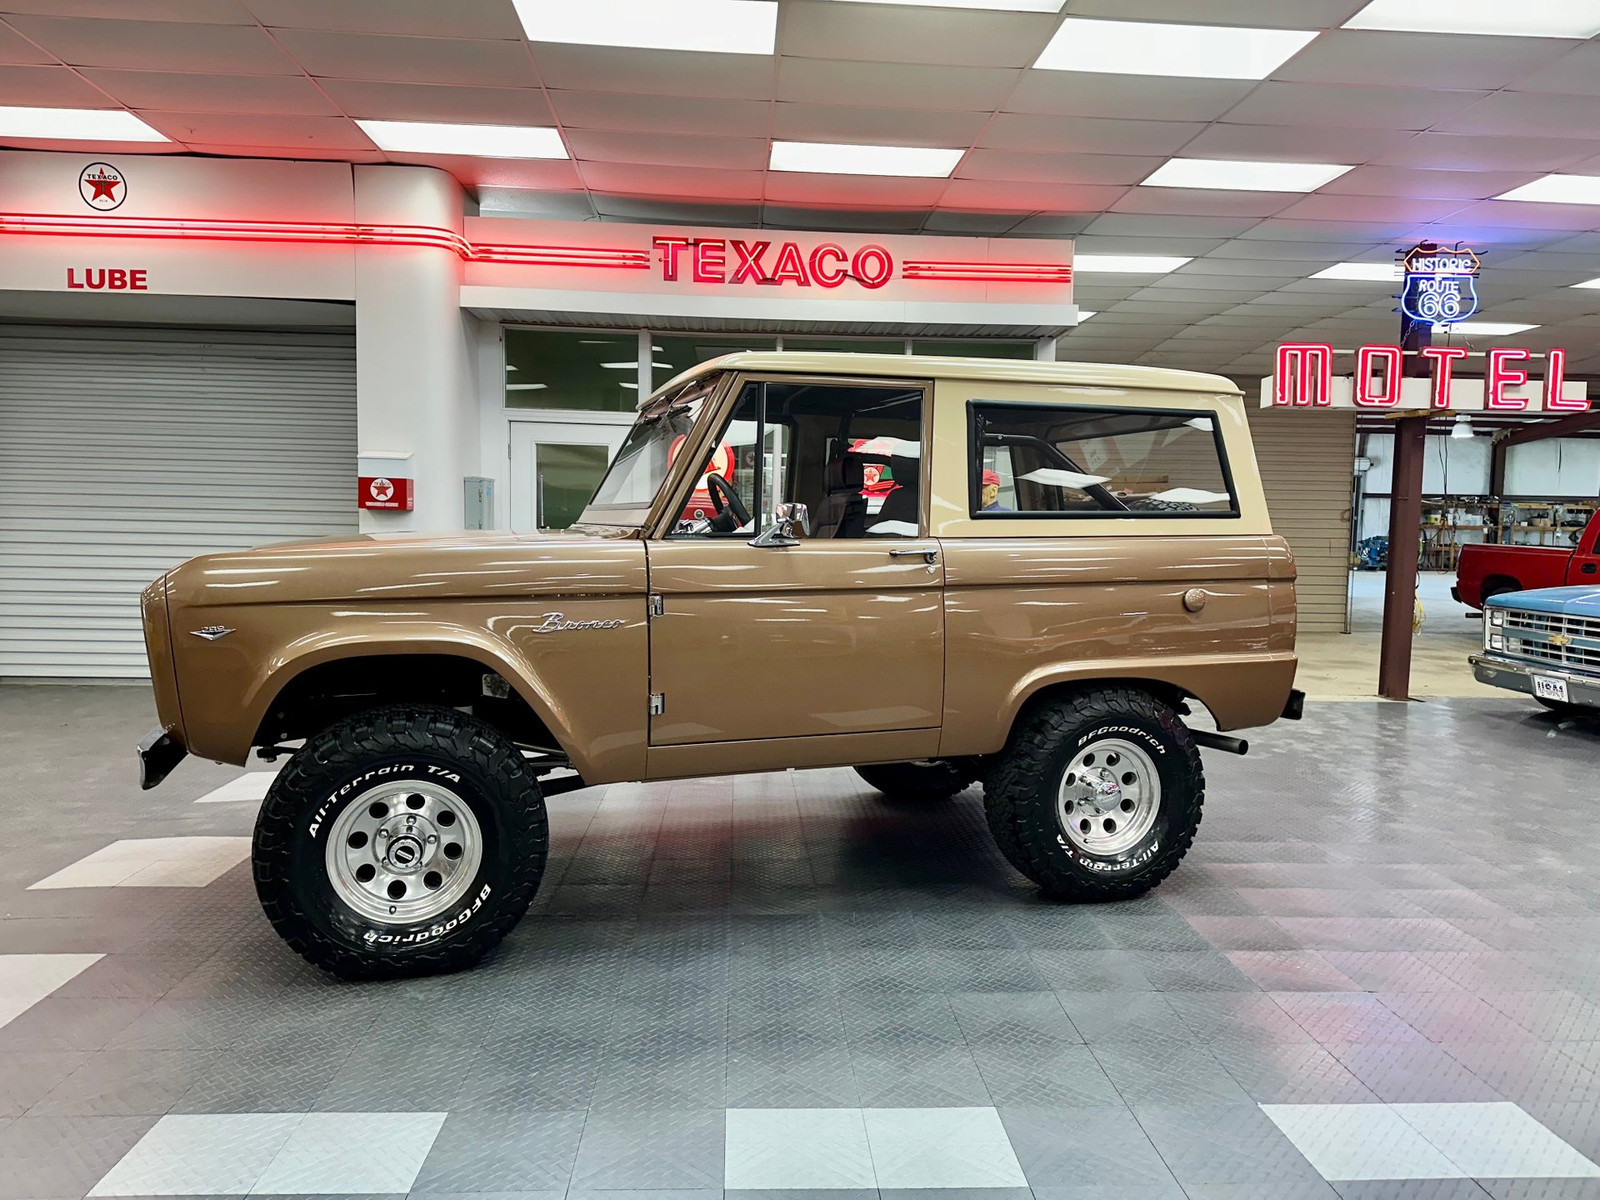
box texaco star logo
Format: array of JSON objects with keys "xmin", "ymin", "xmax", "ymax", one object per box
[
  {"xmin": 369, "ymin": 477, "xmax": 394, "ymax": 503},
  {"xmin": 79, "ymin": 162, "xmax": 126, "ymax": 211}
]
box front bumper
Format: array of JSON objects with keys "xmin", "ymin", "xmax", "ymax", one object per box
[
  {"xmin": 1470, "ymin": 654, "xmax": 1600, "ymax": 708},
  {"xmin": 138, "ymin": 726, "xmax": 187, "ymax": 790}
]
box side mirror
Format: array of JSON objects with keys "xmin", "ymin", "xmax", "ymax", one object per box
[{"xmin": 749, "ymin": 502, "xmax": 810, "ymax": 548}]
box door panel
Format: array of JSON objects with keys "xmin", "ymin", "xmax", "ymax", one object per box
[
  {"xmin": 646, "ymin": 538, "xmax": 945, "ymax": 746},
  {"xmin": 509, "ymin": 422, "xmax": 628, "ymax": 533}
]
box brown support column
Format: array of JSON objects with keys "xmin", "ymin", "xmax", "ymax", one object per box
[{"xmin": 1379, "ymin": 414, "xmax": 1428, "ymax": 699}]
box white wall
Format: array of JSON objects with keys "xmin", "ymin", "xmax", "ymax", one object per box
[{"xmin": 1505, "ymin": 438, "xmax": 1600, "ymax": 497}]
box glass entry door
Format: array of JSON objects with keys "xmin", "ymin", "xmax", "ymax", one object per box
[{"xmin": 509, "ymin": 421, "xmax": 630, "ymax": 533}]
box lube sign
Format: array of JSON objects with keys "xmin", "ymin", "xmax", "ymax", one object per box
[
  {"xmin": 1400, "ymin": 245, "xmax": 1480, "ymax": 327},
  {"xmin": 1266, "ymin": 343, "xmax": 1589, "ymax": 413}
]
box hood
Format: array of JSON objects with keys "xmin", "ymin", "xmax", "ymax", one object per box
[
  {"xmin": 1488, "ymin": 585, "xmax": 1600, "ymax": 617},
  {"xmin": 165, "ymin": 525, "xmax": 647, "ymax": 609}
]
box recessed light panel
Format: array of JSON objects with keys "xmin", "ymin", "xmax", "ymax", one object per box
[
  {"xmin": 1310, "ymin": 263, "xmax": 1401, "ymax": 281},
  {"xmin": 1344, "ymin": 0, "xmax": 1600, "ymax": 38},
  {"xmin": 1143, "ymin": 158, "xmax": 1352, "ymax": 192},
  {"xmin": 1073, "ymin": 254, "xmax": 1191, "ymax": 274},
  {"xmin": 357, "ymin": 120, "xmax": 567, "ymax": 159},
  {"xmin": 1574, "ymin": 278, "xmax": 1600, "ymax": 290},
  {"xmin": 0, "ymin": 105, "xmax": 166, "ymax": 142},
  {"xmin": 769, "ymin": 141, "xmax": 964, "ymax": 177},
  {"xmin": 1496, "ymin": 175, "xmax": 1600, "ymax": 204},
  {"xmin": 829, "ymin": 0, "xmax": 1064, "ymax": 9},
  {"xmin": 1434, "ymin": 321, "xmax": 1540, "ymax": 335},
  {"xmin": 1076, "ymin": 311, "xmax": 1097, "ymax": 320},
  {"xmin": 513, "ymin": 0, "xmax": 778, "ymax": 54},
  {"xmin": 1034, "ymin": 17, "xmax": 1316, "ymax": 80}
]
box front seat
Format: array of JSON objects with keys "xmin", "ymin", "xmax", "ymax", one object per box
[
  {"xmin": 866, "ymin": 456, "xmax": 920, "ymax": 536},
  {"xmin": 814, "ymin": 454, "xmax": 868, "ymax": 539}
]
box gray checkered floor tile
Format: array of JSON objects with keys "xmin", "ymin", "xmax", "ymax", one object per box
[{"xmin": 4, "ymin": 687, "xmax": 1600, "ymax": 1197}]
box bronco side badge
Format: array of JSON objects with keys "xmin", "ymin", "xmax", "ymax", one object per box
[{"xmin": 191, "ymin": 626, "xmax": 235, "ymax": 641}]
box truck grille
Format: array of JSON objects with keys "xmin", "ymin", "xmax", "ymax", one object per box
[{"xmin": 1502, "ymin": 609, "xmax": 1600, "ymax": 672}]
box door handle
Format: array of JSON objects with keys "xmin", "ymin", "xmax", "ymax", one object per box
[
  {"xmin": 889, "ymin": 547, "xmax": 939, "ymax": 564},
  {"xmin": 1583, "ymin": 563, "xmax": 1597, "ymax": 574}
]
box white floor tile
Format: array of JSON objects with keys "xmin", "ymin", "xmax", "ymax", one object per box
[
  {"xmin": 251, "ymin": 1111, "xmax": 447, "ymax": 1194},
  {"xmin": 1260, "ymin": 1103, "xmax": 1464, "ymax": 1181},
  {"xmin": 1394, "ymin": 1102, "xmax": 1600, "ymax": 1179},
  {"xmin": 863, "ymin": 1107, "xmax": 1028, "ymax": 1189},
  {"xmin": 0, "ymin": 953, "xmax": 102, "ymax": 1029},
  {"xmin": 725, "ymin": 1108, "xmax": 875, "ymax": 1189},
  {"xmin": 90, "ymin": 1113, "xmax": 301, "ymax": 1196},
  {"xmin": 195, "ymin": 769, "xmax": 280, "ymax": 804},
  {"xmin": 29, "ymin": 837, "xmax": 251, "ymax": 889}
]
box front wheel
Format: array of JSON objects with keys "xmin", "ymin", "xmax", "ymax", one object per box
[
  {"xmin": 983, "ymin": 687, "xmax": 1203, "ymax": 900},
  {"xmin": 253, "ymin": 705, "xmax": 548, "ymax": 980},
  {"xmin": 854, "ymin": 759, "xmax": 977, "ymax": 803}
]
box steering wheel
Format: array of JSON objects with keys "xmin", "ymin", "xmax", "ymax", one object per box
[{"xmin": 704, "ymin": 472, "xmax": 751, "ymax": 533}]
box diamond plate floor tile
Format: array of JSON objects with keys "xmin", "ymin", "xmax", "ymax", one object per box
[
  {"xmin": 1228, "ymin": 952, "xmax": 1365, "ymax": 992},
  {"xmin": 863, "ymin": 1106, "xmax": 1027, "ymax": 1189},
  {"xmin": 1392, "ymin": 1102, "xmax": 1600, "ymax": 1178},
  {"xmin": 88, "ymin": 1113, "xmax": 300, "ymax": 1196},
  {"xmin": 251, "ymin": 1110, "xmax": 447, "ymax": 1194},
  {"xmin": 30, "ymin": 1049, "xmax": 221, "ymax": 1117},
  {"xmin": 1091, "ymin": 1042, "xmax": 1253, "ymax": 1107},
  {"xmin": 999, "ymin": 1104, "xmax": 1178, "ymax": 1191},
  {"xmin": 1331, "ymin": 1181, "xmax": 1493, "ymax": 1200},
  {"xmin": 1327, "ymin": 1041, "xmax": 1503, "ymax": 1105},
  {"xmin": 1441, "ymin": 1042, "xmax": 1600, "ymax": 1108},
  {"xmin": 30, "ymin": 838, "xmax": 252, "ymax": 890},
  {"xmin": 973, "ymin": 1044, "xmax": 1124, "ymax": 1107},
  {"xmin": 0, "ymin": 1051, "xmax": 91, "ymax": 1117},
  {"xmin": 724, "ymin": 1108, "xmax": 874, "ymax": 1189},
  {"xmin": 410, "ymin": 1110, "xmax": 586, "ymax": 1193},
  {"xmin": 1211, "ymin": 1041, "xmax": 1381, "ymax": 1105},
  {"xmin": 0, "ymin": 1115, "xmax": 157, "ymax": 1200},
  {"xmin": 726, "ymin": 1048, "xmax": 860, "ymax": 1108},
  {"xmin": 569, "ymin": 1109, "xmax": 725, "ymax": 1190},
  {"xmin": 1260, "ymin": 1104, "xmax": 1464, "ymax": 1181},
  {"xmin": 0, "ymin": 954, "xmax": 105, "ymax": 1030},
  {"xmin": 1133, "ymin": 1103, "xmax": 1329, "ymax": 1186}
]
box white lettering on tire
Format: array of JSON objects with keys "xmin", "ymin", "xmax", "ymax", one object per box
[{"xmin": 362, "ymin": 883, "xmax": 493, "ymax": 945}]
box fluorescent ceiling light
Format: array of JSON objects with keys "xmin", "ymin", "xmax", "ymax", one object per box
[
  {"xmin": 0, "ymin": 105, "xmax": 166, "ymax": 142},
  {"xmin": 1034, "ymin": 17, "xmax": 1316, "ymax": 80},
  {"xmin": 1574, "ymin": 278, "xmax": 1600, "ymax": 289},
  {"xmin": 1076, "ymin": 311, "xmax": 1097, "ymax": 320},
  {"xmin": 513, "ymin": 0, "xmax": 778, "ymax": 54},
  {"xmin": 1143, "ymin": 158, "xmax": 1352, "ymax": 192},
  {"xmin": 1495, "ymin": 175, "xmax": 1600, "ymax": 204},
  {"xmin": 1073, "ymin": 254, "xmax": 1191, "ymax": 274},
  {"xmin": 829, "ymin": 0, "xmax": 1063, "ymax": 9},
  {"xmin": 602, "ymin": 361, "xmax": 671, "ymax": 369},
  {"xmin": 769, "ymin": 140, "xmax": 964, "ymax": 177},
  {"xmin": 1344, "ymin": 0, "xmax": 1600, "ymax": 38},
  {"xmin": 357, "ymin": 119, "xmax": 566, "ymax": 159},
  {"xmin": 1310, "ymin": 262, "xmax": 1401, "ymax": 281},
  {"xmin": 1434, "ymin": 321, "xmax": 1540, "ymax": 335},
  {"xmin": 506, "ymin": 383, "xmax": 549, "ymax": 390}
]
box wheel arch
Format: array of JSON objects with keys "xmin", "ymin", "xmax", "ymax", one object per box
[{"xmin": 1481, "ymin": 574, "xmax": 1522, "ymax": 600}]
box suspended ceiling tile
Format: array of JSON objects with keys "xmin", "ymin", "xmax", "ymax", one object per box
[
  {"xmin": 776, "ymin": 57, "xmax": 1019, "ymax": 111},
  {"xmin": 274, "ymin": 29, "xmax": 538, "ymax": 87},
  {"xmin": 566, "ymin": 129, "xmax": 769, "ymax": 171},
  {"xmin": 978, "ymin": 113, "xmax": 1204, "ymax": 156},
  {"xmin": 1205, "ymin": 238, "xmax": 1388, "ymax": 259},
  {"xmin": 1274, "ymin": 31, "xmax": 1574, "ymax": 91},
  {"xmin": 581, "ymin": 160, "xmax": 764, "ymax": 201},
  {"xmin": 1238, "ymin": 218, "xmax": 1424, "ymax": 240},
  {"xmin": 414, "ymin": 154, "xmax": 581, "ymax": 190},
  {"xmin": 765, "ymin": 172, "xmax": 949, "ymax": 207},
  {"xmin": 2, "ymin": 0, "xmax": 246, "ymax": 16},
  {"xmin": 317, "ymin": 78, "xmax": 553, "ymax": 124},
  {"xmin": 3, "ymin": 16, "xmax": 298, "ymax": 72},
  {"xmin": 778, "ymin": 0, "xmax": 1057, "ymax": 68},
  {"xmin": 0, "ymin": 63, "xmax": 111, "ymax": 106},
  {"xmin": 1423, "ymin": 221, "xmax": 1595, "ymax": 248},
  {"xmin": 1509, "ymin": 42, "xmax": 1600, "ymax": 97},
  {"xmin": 83, "ymin": 69, "xmax": 340, "ymax": 115},
  {"xmin": 549, "ymin": 91, "xmax": 769, "ymax": 138},
  {"xmin": 244, "ymin": 0, "xmax": 523, "ymax": 38},
  {"xmin": 140, "ymin": 110, "xmax": 372, "ymax": 149},
  {"xmin": 530, "ymin": 44, "xmax": 773, "ymax": 100},
  {"xmin": 1132, "ymin": 284, "xmax": 1273, "ymax": 303},
  {"xmin": 1175, "ymin": 257, "xmax": 1322, "ymax": 278},
  {"xmin": 921, "ymin": 210, "xmax": 1022, "ymax": 234},
  {"xmin": 1222, "ymin": 82, "xmax": 1489, "ymax": 131},
  {"xmin": 761, "ymin": 205, "xmax": 929, "ymax": 231},
  {"xmin": 478, "ymin": 187, "xmax": 597, "ymax": 219},
  {"xmin": 1447, "ymin": 199, "xmax": 1600, "ymax": 231},
  {"xmin": 938, "ymin": 178, "xmax": 1128, "ymax": 213},
  {"xmin": 1110, "ymin": 187, "xmax": 1303, "ymax": 219},
  {"xmin": 957, "ymin": 149, "xmax": 1162, "ymax": 186},
  {"xmin": 180, "ymin": 139, "xmax": 385, "ymax": 162},
  {"xmin": 1562, "ymin": 149, "xmax": 1600, "ymax": 174},
  {"xmin": 1006, "ymin": 214, "xmax": 1099, "ymax": 238},
  {"xmin": 771, "ymin": 102, "xmax": 990, "ymax": 146},
  {"xmin": 1006, "ymin": 72, "xmax": 1256, "ymax": 121},
  {"xmin": 595, "ymin": 196, "xmax": 761, "ymax": 225},
  {"xmin": 1072, "ymin": 235, "xmax": 1226, "ymax": 256},
  {"xmin": 1438, "ymin": 91, "xmax": 1600, "ymax": 139},
  {"xmin": 0, "ymin": 23, "xmax": 55, "ymax": 64},
  {"xmin": 1181, "ymin": 123, "xmax": 1420, "ymax": 163},
  {"xmin": 1496, "ymin": 250, "xmax": 1600, "ymax": 273},
  {"xmin": 1064, "ymin": 0, "xmax": 1365, "ymax": 25},
  {"xmin": 1371, "ymin": 132, "xmax": 1600, "ymax": 171},
  {"xmin": 1082, "ymin": 213, "xmax": 1264, "ymax": 238},
  {"xmin": 1318, "ymin": 165, "xmax": 1540, "ymax": 201},
  {"xmin": 1275, "ymin": 194, "xmax": 1473, "ymax": 224}
]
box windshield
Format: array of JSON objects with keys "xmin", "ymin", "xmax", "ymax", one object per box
[{"xmin": 583, "ymin": 377, "xmax": 719, "ymax": 519}]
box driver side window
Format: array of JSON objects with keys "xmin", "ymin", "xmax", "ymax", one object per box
[{"xmin": 677, "ymin": 379, "xmax": 926, "ymax": 539}]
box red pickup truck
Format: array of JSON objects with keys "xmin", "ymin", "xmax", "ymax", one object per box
[{"xmin": 1455, "ymin": 510, "xmax": 1600, "ymax": 608}]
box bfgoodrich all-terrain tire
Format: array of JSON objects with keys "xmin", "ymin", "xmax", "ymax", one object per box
[
  {"xmin": 253, "ymin": 705, "xmax": 547, "ymax": 980},
  {"xmin": 983, "ymin": 687, "xmax": 1203, "ymax": 900},
  {"xmin": 854, "ymin": 759, "xmax": 978, "ymax": 803}
]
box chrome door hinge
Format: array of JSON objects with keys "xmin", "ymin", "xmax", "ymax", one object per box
[
  {"xmin": 648, "ymin": 594, "xmax": 665, "ymax": 617},
  {"xmin": 649, "ymin": 693, "xmax": 665, "ymax": 715}
]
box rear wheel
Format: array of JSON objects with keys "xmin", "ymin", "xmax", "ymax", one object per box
[
  {"xmin": 854, "ymin": 759, "xmax": 977, "ymax": 803},
  {"xmin": 1482, "ymin": 580, "xmax": 1520, "ymax": 603},
  {"xmin": 983, "ymin": 687, "xmax": 1203, "ymax": 900},
  {"xmin": 253, "ymin": 705, "xmax": 547, "ymax": 980}
]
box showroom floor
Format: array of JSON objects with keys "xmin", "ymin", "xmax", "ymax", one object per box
[{"xmin": 2, "ymin": 685, "xmax": 1599, "ymax": 1200}]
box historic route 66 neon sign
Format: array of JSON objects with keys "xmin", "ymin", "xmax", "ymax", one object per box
[{"xmin": 1400, "ymin": 244, "xmax": 1480, "ymax": 326}]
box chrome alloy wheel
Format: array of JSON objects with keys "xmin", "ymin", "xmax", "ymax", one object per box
[
  {"xmin": 1055, "ymin": 738, "xmax": 1161, "ymax": 857},
  {"xmin": 325, "ymin": 779, "xmax": 484, "ymax": 926}
]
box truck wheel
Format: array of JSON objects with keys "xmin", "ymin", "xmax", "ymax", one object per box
[
  {"xmin": 983, "ymin": 687, "xmax": 1203, "ymax": 900},
  {"xmin": 855, "ymin": 759, "xmax": 977, "ymax": 802},
  {"xmin": 253, "ymin": 705, "xmax": 547, "ymax": 980}
]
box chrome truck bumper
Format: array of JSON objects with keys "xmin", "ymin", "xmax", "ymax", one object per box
[
  {"xmin": 138, "ymin": 726, "xmax": 187, "ymax": 790},
  {"xmin": 1470, "ymin": 654, "xmax": 1600, "ymax": 709}
]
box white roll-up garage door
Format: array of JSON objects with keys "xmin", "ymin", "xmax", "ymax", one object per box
[{"xmin": 0, "ymin": 325, "xmax": 357, "ymax": 679}]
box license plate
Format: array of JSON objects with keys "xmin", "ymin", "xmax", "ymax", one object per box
[{"xmin": 1533, "ymin": 675, "xmax": 1570, "ymax": 703}]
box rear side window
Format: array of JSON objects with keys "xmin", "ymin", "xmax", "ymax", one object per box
[{"xmin": 970, "ymin": 402, "xmax": 1238, "ymax": 518}]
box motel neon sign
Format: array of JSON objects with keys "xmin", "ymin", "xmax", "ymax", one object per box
[{"xmin": 1266, "ymin": 343, "xmax": 1588, "ymax": 413}]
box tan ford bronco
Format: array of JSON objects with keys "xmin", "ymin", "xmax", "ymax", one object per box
[{"xmin": 139, "ymin": 353, "xmax": 1301, "ymax": 978}]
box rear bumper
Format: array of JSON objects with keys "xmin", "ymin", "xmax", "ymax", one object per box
[
  {"xmin": 1470, "ymin": 654, "xmax": 1600, "ymax": 708},
  {"xmin": 138, "ymin": 726, "xmax": 187, "ymax": 790}
]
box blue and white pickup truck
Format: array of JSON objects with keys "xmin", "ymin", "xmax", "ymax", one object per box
[{"xmin": 1471, "ymin": 586, "xmax": 1600, "ymax": 714}]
